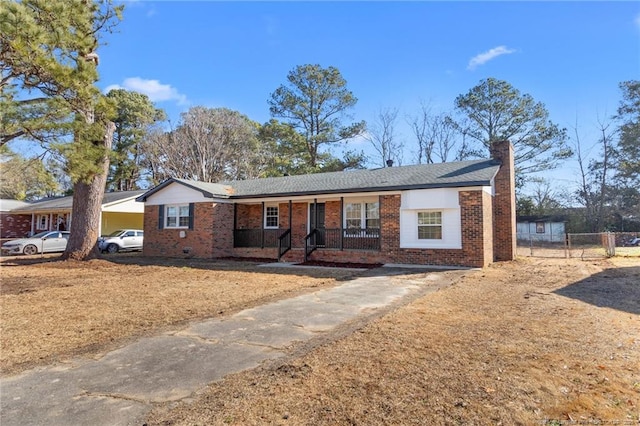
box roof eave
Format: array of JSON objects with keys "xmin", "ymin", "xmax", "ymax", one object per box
[
  {"xmin": 136, "ymin": 178, "xmax": 231, "ymax": 202},
  {"xmin": 230, "ymin": 180, "xmax": 493, "ymax": 199},
  {"xmin": 102, "ymin": 195, "xmax": 141, "ymax": 208}
]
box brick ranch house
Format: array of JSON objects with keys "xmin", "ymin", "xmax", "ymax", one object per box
[
  {"xmin": 0, "ymin": 199, "xmax": 32, "ymax": 241},
  {"xmin": 137, "ymin": 140, "xmax": 516, "ymax": 268}
]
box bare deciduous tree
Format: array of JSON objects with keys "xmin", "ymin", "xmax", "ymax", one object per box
[
  {"xmin": 572, "ymin": 118, "xmax": 617, "ymax": 232},
  {"xmin": 366, "ymin": 107, "xmax": 403, "ymax": 167},
  {"xmin": 141, "ymin": 107, "xmax": 263, "ymax": 184},
  {"xmin": 408, "ymin": 102, "xmax": 434, "ymax": 164},
  {"xmin": 408, "ymin": 103, "xmax": 478, "ymax": 164}
]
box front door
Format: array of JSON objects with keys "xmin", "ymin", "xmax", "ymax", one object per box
[{"xmin": 309, "ymin": 203, "xmax": 325, "ymax": 246}]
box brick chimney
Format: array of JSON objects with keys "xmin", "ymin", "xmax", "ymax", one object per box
[{"xmin": 491, "ymin": 140, "xmax": 516, "ymax": 261}]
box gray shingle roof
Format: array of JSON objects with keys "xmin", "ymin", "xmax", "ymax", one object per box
[
  {"xmin": 0, "ymin": 199, "xmax": 32, "ymax": 212},
  {"xmin": 137, "ymin": 159, "xmax": 500, "ymax": 201},
  {"xmin": 9, "ymin": 190, "xmax": 145, "ymax": 213}
]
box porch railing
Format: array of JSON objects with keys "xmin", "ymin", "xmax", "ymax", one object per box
[
  {"xmin": 304, "ymin": 229, "xmax": 319, "ymax": 262},
  {"xmin": 340, "ymin": 228, "xmax": 381, "ymax": 250},
  {"xmin": 278, "ymin": 229, "xmax": 292, "ymax": 260},
  {"xmin": 233, "ymin": 229, "xmax": 282, "ymax": 248},
  {"xmin": 237, "ymin": 228, "xmax": 381, "ymax": 260},
  {"xmin": 305, "ymin": 228, "xmax": 381, "ymax": 261}
]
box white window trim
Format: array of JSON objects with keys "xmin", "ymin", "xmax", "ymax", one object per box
[
  {"xmin": 264, "ymin": 205, "xmax": 279, "ymax": 229},
  {"xmin": 36, "ymin": 214, "xmax": 49, "ymax": 230},
  {"xmin": 417, "ymin": 211, "xmax": 443, "ymax": 240},
  {"xmin": 343, "ymin": 200, "xmax": 380, "ymax": 237},
  {"xmin": 399, "ymin": 207, "xmax": 462, "ymax": 249},
  {"xmin": 165, "ymin": 204, "xmax": 190, "ymax": 229}
]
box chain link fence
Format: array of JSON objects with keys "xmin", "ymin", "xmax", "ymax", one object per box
[{"xmin": 517, "ymin": 232, "xmax": 639, "ymax": 259}]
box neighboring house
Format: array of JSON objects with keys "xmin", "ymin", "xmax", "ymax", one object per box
[
  {"xmin": 517, "ymin": 215, "xmax": 567, "ymax": 243},
  {"xmin": 137, "ymin": 141, "xmax": 516, "ymax": 268},
  {"xmin": 8, "ymin": 190, "xmax": 146, "ymax": 237},
  {"xmin": 0, "ymin": 199, "xmax": 33, "ymax": 240}
]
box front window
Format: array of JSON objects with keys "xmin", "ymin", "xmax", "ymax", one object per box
[
  {"xmin": 166, "ymin": 205, "xmax": 190, "ymax": 228},
  {"xmin": 265, "ymin": 206, "xmax": 279, "ymax": 228},
  {"xmin": 345, "ymin": 203, "xmax": 362, "ymax": 230},
  {"xmin": 536, "ymin": 222, "xmax": 545, "ymax": 233},
  {"xmin": 418, "ymin": 211, "xmax": 442, "ymax": 240},
  {"xmin": 345, "ymin": 201, "xmax": 379, "ymax": 236},
  {"xmin": 36, "ymin": 215, "xmax": 48, "ymax": 230}
]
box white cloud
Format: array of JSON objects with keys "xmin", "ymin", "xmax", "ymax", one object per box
[
  {"xmin": 104, "ymin": 77, "xmax": 188, "ymax": 105},
  {"xmin": 467, "ymin": 45, "xmax": 516, "ymax": 70}
]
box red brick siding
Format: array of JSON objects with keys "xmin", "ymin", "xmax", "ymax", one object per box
[
  {"xmin": 232, "ymin": 247, "xmax": 279, "ymax": 259},
  {"xmin": 306, "ymin": 192, "xmax": 492, "ymax": 268},
  {"xmin": 482, "ymin": 189, "xmax": 494, "ymax": 266},
  {"xmin": 491, "ymin": 141, "xmax": 516, "ymax": 261},
  {"xmin": 0, "ymin": 213, "xmax": 32, "ymax": 239},
  {"xmin": 290, "ymin": 202, "xmax": 308, "ymax": 249},
  {"xmin": 143, "ymin": 202, "xmax": 233, "ymax": 258},
  {"xmin": 324, "ymin": 201, "xmax": 341, "ymax": 228},
  {"xmin": 279, "ymin": 202, "xmax": 291, "ymax": 229},
  {"xmin": 211, "ymin": 203, "xmax": 234, "ymax": 257},
  {"xmin": 228, "ymin": 192, "xmax": 495, "ymax": 267},
  {"xmin": 143, "ymin": 182, "xmax": 504, "ymax": 268},
  {"xmin": 235, "ymin": 204, "xmax": 262, "ymax": 229}
]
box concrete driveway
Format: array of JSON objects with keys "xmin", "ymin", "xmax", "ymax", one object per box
[{"xmin": 0, "ymin": 266, "xmax": 466, "ymax": 426}]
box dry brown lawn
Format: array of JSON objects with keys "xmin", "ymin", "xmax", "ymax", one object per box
[
  {"xmin": 1, "ymin": 254, "xmax": 639, "ymax": 425},
  {"xmin": 0, "ymin": 254, "xmax": 357, "ymax": 375}
]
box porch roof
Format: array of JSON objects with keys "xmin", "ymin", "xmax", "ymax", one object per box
[{"xmin": 137, "ymin": 158, "xmax": 500, "ymax": 201}]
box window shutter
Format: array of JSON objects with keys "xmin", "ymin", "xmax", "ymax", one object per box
[
  {"xmin": 158, "ymin": 205, "xmax": 164, "ymax": 229},
  {"xmin": 188, "ymin": 203, "xmax": 195, "ymax": 230}
]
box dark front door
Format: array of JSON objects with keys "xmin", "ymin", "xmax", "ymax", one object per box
[{"xmin": 309, "ymin": 203, "xmax": 325, "ymax": 246}]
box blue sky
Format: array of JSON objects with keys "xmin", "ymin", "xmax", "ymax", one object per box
[{"xmin": 98, "ymin": 1, "xmax": 639, "ymax": 191}]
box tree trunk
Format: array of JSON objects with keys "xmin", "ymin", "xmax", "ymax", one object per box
[{"xmin": 62, "ymin": 121, "xmax": 115, "ymax": 260}]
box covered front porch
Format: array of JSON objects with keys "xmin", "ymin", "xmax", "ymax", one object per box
[{"xmin": 231, "ymin": 197, "xmax": 381, "ymax": 261}]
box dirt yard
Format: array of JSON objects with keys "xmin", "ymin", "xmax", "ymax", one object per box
[{"xmin": 1, "ymin": 254, "xmax": 639, "ymax": 424}]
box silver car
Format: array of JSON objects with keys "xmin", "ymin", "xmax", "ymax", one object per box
[
  {"xmin": 1, "ymin": 231, "xmax": 70, "ymax": 255},
  {"xmin": 98, "ymin": 229, "xmax": 144, "ymax": 253}
]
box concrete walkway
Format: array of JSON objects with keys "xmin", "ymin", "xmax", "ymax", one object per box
[{"xmin": 1, "ymin": 267, "xmax": 464, "ymax": 426}]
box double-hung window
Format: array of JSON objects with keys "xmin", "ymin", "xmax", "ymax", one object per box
[
  {"xmin": 417, "ymin": 211, "xmax": 442, "ymax": 240},
  {"xmin": 265, "ymin": 206, "xmax": 279, "ymax": 228},
  {"xmin": 166, "ymin": 205, "xmax": 190, "ymax": 228},
  {"xmin": 345, "ymin": 201, "xmax": 379, "ymax": 236}
]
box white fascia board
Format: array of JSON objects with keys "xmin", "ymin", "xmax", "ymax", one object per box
[
  {"xmin": 101, "ymin": 197, "xmax": 145, "ymax": 213},
  {"xmin": 143, "ymin": 182, "xmax": 228, "ymax": 206},
  {"xmin": 231, "ymin": 190, "xmax": 402, "ymax": 204}
]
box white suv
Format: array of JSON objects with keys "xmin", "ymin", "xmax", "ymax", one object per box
[{"xmin": 98, "ymin": 229, "xmax": 144, "ymax": 253}]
